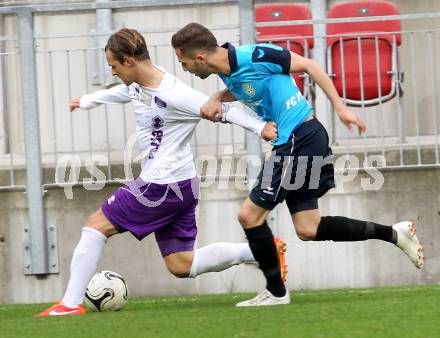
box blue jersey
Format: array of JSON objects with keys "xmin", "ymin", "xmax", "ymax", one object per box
[{"xmin": 218, "ymin": 43, "xmax": 313, "ymax": 145}]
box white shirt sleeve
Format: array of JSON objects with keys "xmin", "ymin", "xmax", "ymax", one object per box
[
  {"xmin": 172, "ymin": 78, "xmax": 265, "ymax": 136},
  {"xmin": 79, "ymin": 84, "xmax": 131, "ymax": 109},
  {"xmin": 221, "ymin": 103, "xmax": 265, "ymax": 137},
  {"xmin": 170, "ymin": 81, "xmax": 206, "ymax": 120}
]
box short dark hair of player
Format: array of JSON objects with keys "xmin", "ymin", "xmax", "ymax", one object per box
[
  {"xmin": 171, "ymin": 22, "xmax": 218, "ymax": 55},
  {"xmin": 105, "ymin": 28, "xmax": 150, "ymax": 63}
]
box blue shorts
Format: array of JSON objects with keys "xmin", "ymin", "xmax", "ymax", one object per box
[{"xmin": 249, "ymin": 117, "xmax": 335, "ymax": 214}]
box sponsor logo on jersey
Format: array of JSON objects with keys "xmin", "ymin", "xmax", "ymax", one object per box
[
  {"xmin": 154, "ymin": 96, "xmax": 167, "ymax": 108},
  {"xmin": 242, "ymin": 83, "xmax": 256, "ymax": 97},
  {"xmin": 257, "ymin": 48, "xmax": 265, "ymax": 59},
  {"xmin": 149, "ymin": 115, "xmax": 164, "ymax": 159},
  {"xmin": 286, "ymin": 91, "xmax": 303, "ymax": 110}
]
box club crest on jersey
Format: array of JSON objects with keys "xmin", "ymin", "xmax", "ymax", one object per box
[
  {"xmin": 149, "ymin": 115, "xmax": 164, "ymax": 159},
  {"xmin": 151, "ymin": 115, "xmax": 164, "ymax": 129},
  {"xmin": 242, "ymin": 83, "xmax": 256, "ymax": 97}
]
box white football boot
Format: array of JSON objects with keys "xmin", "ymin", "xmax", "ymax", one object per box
[
  {"xmin": 393, "ymin": 221, "xmax": 424, "ymax": 269},
  {"xmin": 236, "ymin": 289, "xmax": 290, "ymax": 307}
]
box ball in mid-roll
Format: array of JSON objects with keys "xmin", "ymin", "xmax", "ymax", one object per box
[{"xmin": 84, "ymin": 270, "xmax": 128, "ymax": 312}]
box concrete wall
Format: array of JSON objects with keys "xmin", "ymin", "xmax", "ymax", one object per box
[{"xmin": 0, "ymin": 168, "xmax": 438, "ymax": 304}]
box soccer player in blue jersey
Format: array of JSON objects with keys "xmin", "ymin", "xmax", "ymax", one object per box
[{"xmin": 172, "ymin": 23, "xmax": 424, "ymax": 307}]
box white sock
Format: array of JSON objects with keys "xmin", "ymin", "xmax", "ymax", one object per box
[
  {"xmin": 189, "ymin": 242, "xmax": 255, "ymax": 278},
  {"xmin": 61, "ymin": 227, "xmax": 107, "ymax": 307}
]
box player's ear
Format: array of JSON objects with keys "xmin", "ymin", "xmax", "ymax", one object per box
[
  {"xmin": 123, "ymin": 56, "xmax": 135, "ymax": 67},
  {"xmin": 196, "ymin": 53, "xmax": 207, "ymax": 64}
]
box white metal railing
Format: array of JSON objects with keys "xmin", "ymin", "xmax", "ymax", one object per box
[
  {"xmin": 256, "ymin": 14, "xmax": 440, "ymax": 171},
  {"xmin": 0, "ymin": 1, "xmax": 244, "ymax": 193},
  {"xmin": 1, "ymin": 8, "xmax": 440, "ymax": 190},
  {"xmin": 328, "ymin": 27, "xmax": 440, "ymax": 169},
  {"xmin": 32, "ymin": 29, "xmax": 242, "ymax": 184},
  {"xmin": 0, "ymin": 0, "xmax": 245, "ymax": 276},
  {"xmin": 0, "ymin": 36, "xmax": 20, "ymax": 191},
  {"xmin": 1, "ymin": 10, "xmax": 440, "ymax": 194}
]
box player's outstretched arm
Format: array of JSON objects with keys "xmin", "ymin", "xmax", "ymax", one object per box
[
  {"xmin": 289, "ymin": 51, "xmax": 366, "ymax": 135},
  {"xmin": 200, "ymin": 89, "xmax": 236, "ymax": 122},
  {"xmin": 71, "ymin": 84, "xmax": 131, "ymax": 111}
]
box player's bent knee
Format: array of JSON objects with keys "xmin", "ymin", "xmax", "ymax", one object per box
[
  {"xmin": 164, "ymin": 252, "xmax": 193, "ymax": 278},
  {"xmin": 172, "ymin": 271, "xmax": 190, "ymax": 278},
  {"xmin": 237, "ymin": 210, "xmax": 250, "ymax": 228},
  {"xmin": 238, "ymin": 214, "xmax": 259, "ymax": 229},
  {"xmin": 238, "ymin": 199, "xmax": 268, "ymax": 228},
  {"xmin": 295, "ymin": 224, "xmax": 318, "ymax": 241},
  {"xmin": 84, "ymin": 209, "xmax": 118, "ymax": 238},
  {"xmin": 238, "ymin": 208, "xmax": 258, "ymax": 228},
  {"xmin": 292, "ymin": 212, "xmax": 320, "ymax": 241},
  {"xmin": 167, "ymin": 265, "xmax": 191, "ymax": 278}
]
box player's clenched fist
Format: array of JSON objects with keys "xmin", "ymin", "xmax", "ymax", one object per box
[
  {"xmin": 200, "ymin": 96, "xmax": 222, "ymax": 121},
  {"xmin": 69, "ymin": 97, "xmax": 81, "ymax": 112},
  {"xmin": 261, "ymin": 121, "xmax": 277, "ymax": 142}
]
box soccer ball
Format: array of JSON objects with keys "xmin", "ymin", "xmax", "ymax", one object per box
[{"xmin": 84, "ymin": 270, "xmax": 128, "ymax": 311}]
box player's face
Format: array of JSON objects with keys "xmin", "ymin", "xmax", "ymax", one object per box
[
  {"xmin": 106, "ymin": 50, "xmax": 135, "ymax": 85},
  {"xmin": 175, "ymin": 48, "xmax": 210, "ymax": 79}
]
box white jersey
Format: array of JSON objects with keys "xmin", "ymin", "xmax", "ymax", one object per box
[{"xmin": 80, "ymin": 67, "xmax": 265, "ymax": 184}]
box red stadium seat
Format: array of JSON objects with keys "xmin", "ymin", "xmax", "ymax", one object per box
[
  {"xmin": 326, "ymin": 0, "xmax": 403, "ymax": 106},
  {"xmin": 255, "ymin": 3, "xmax": 314, "ymax": 96}
]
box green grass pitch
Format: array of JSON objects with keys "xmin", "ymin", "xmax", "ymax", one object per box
[{"xmin": 1, "ymin": 285, "xmax": 439, "ymax": 338}]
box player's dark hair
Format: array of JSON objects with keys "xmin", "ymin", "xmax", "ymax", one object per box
[
  {"xmin": 105, "ymin": 28, "xmax": 150, "ymax": 63},
  {"xmin": 171, "ymin": 22, "xmax": 218, "ymax": 55}
]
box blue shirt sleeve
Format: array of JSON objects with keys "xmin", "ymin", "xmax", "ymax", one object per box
[{"xmin": 251, "ymin": 44, "xmax": 291, "ymax": 75}]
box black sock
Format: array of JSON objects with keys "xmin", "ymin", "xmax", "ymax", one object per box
[
  {"xmin": 244, "ymin": 222, "xmax": 286, "ymax": 297},
  {"xmin": 314, "ymin": 216, "xmax": 397, "ymax": 244}
]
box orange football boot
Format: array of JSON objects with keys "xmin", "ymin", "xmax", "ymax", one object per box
[
  {"xmin": 274, "ymin": 237, "xmax": 288, "ymax": 284},
  {"xmin": 35, "ymin": 302, "xmax": 86, "ymax": 317}
]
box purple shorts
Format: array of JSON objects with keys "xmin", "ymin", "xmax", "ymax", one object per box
[{"xmin": 102, "ymin": 177, "xmax": 199, "ymax": 257}]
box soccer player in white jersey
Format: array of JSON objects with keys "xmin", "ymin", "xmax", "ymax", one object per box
[
  {"xmin": 172, "ymin": 23, "xmax": 424, "ymax": 307},
  {"xmin": 36, "ymin": 29, "xmax": 287, "ymax": 317}
]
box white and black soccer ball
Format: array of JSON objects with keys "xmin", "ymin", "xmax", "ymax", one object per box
[{"xmin": 84, "ymin": 270, "xmax": 128, "ymax": 312}]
